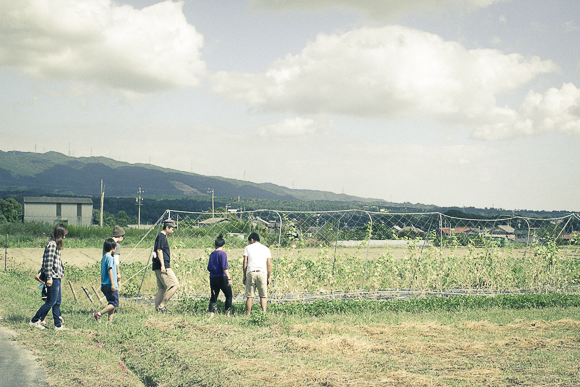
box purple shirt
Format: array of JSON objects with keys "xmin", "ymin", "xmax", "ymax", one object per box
[{"xmin": 207, "ymin": 250, "xmax": 228, "ymax": 278}]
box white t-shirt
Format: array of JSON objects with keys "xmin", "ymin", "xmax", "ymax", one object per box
[
  {"xmin": 114, "ymin": 242, "xmax": 121, "ymax": 266},
  {"xmin": 244, "ymin": 242, "xmax": 271, "ymax": 272}
]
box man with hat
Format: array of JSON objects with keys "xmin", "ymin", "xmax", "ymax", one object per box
[{"xmin": 152, "ymin": 219, "xmax": 179, "ymax": 313}]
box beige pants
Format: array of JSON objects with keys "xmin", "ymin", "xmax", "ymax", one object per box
[
  {"xmin": 245, "ymin": 271, "xmax": 268, "ymax": 298},
  {"xmin": 154, "ymin": 268, "xmax": 179, "ymax": 308}
]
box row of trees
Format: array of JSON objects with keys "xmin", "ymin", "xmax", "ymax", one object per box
[
  {"xmin": 91, "ymin": 209, "xmax": 138, "ymax": 228},
  {"xmin": 0, "ymin": 198, "xmax": 22, "ymax": 223}
]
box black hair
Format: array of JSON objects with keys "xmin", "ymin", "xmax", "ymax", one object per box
[
  {"xmin": 215, "ymin": 234, "xmax": 225, "ymax": 248},
  {"xmin": 103, "ymin": 238, "xmax": 116, "ymax": 254},
  {"xmin": 50, "ymin": 223, "xmax": 68, "ymax": 250},
  {"xmin": 248, "ymin": 232, "xmax": 260, "ymax": 242}
]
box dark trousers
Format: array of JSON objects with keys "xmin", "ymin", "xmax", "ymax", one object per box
[
  {"xmin": 209, "ymin": 276, "xmax": 232, "ymax": 313},
  {"xmin": 31, "ymin": 278, "xmax": 62, "ymax": 327}
]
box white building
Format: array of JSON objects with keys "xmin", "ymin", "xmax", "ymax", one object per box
[{"xmin": 23, "ymin": 197, "xmax": 93, "ymax": 226}]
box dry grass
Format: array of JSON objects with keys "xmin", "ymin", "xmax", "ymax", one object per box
[
  {"xmin": 269, "ymin": 317, "xmax": 580, "ymax": 386},
  {"xmin": 4, "ymin": 300, "xmax": 580, "ymax": 387}
]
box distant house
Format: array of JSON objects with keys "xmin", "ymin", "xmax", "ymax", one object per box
[
  {"xmin": 464, "ymin": 227, "xmax": 483, "ymax": 235},
  {"xmin": 490, "ymin": 225, "xmax": 515, "ymax": 240},
  {"xmin": 400, "ymin": 226, "xmax": 424, "ymax": 233},
  {"xmin": 514, "ymin": 228, "xmax": 538, "ymax": 244},
  {"xmin": 440, "ymin": 226, "xmax": 472, "ymax": 236},
  {"xmin": 198, "ymin": 217, "xmax": 230, "ymax": 227},
  {"xmin": 23, "ymin": 197, "xmax": 93, "ymax": 226},
  {"xmin": 562, "ymin": 231, "xmax": 579, "ymax": 244},
  {"xmin": 251, "ymin": 217, "xmax": 281, "ymax": 231}
]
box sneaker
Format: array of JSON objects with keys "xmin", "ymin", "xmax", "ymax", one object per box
[
  {"xmin": 29, "ymin": 321, "xmax": 45, "ymax": 329},
  {"xmin": 156, "ymin": 307, "xmax": 172, "ymax": 314},
  {"xmin": 54, "ymin": 325, "xmax": 69, "ymax": 331},
  {"xmin": 40, "ymin": 320, "xmax": 46, "ymax": 325},
  {"xmin": 93, "ymin": 312, "xmax": 102, "ymax": 322}
]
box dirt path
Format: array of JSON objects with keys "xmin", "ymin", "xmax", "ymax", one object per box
[
  {"xmin": 0, "ymin": 314, "xmax": 49, "ymax": 387},
  {"xmin": 2, "ymin": 248, "xmax": 152, "ymax": 271}
]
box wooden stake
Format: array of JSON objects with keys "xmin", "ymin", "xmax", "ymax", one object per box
[
  {"xmin": 91, "ymin": 286, "xmax": 104, "ymax": 305},
  {"xmin": 81, "ymin": 286, "xmax": 94, "ymax": 304},
  {"xmin": 68, "ymin": 281, "xmax": 77, "ymax": 302}
]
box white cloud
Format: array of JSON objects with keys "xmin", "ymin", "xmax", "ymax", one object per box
[
  {"xmin": 257, "ymin": 116, "xmax": 332, "ymax": 137},
  {"xmin": 565, "ymin": 21, "xmax": 580, "ymax": 31},
  {"xmin": 212, "ymin": 26, "xmax": 558, "ymax": 127},
  {"xmin": 251, "ymin": 0, "xmax": 509, "ymax": 20},
  {"xmin": 0, "ymin": 0, "xmax": 206, "ymax": 95},
  {"xmin": 473, "ymin": 83, "xmax": 580, "ymax": 139},
  {"xmin": 14, "ymin": 96, "xmax": 38, "ymax": 107}
]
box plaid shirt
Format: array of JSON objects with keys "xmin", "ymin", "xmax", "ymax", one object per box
[{"xmin": 42, "ymin": 240, "xmax": 65, "ymax": 280}]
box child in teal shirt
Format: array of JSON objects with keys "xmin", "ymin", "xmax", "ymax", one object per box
[{"xmin": 94, "ymin": 238, "xmax": 118, "ymax": 322}]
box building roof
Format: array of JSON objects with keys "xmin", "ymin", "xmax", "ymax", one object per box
[
  {"xmin": 23, "ymin": 197, "xmax": 93, "ymax": 204},
  {"xmin": 497, "ymin": 225, "xmax": 515, "ymax": 234},
  {"xmin": 514, "ymin": 229, "xmax": 535, "ymax": 235},
  {"xmin": 199, "ymin": 217, "xmax": 229, "ymax": 225},
  {"xmin": 440, "ymin": 226, "xmax": 472, "ymax": 235},
  {"xmin": 562, "ymin": 232, "xmax": 580, "ymax": 240},
  {"xmin": 400, "ymin": 226, "xmax": 424, "ymax": 233}
]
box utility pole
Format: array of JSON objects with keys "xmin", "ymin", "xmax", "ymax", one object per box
[
  {"xmin": 207, "ymin": 188, "xmax": 214, "ymax": 218},
  {"xmin": 136, "ymin": 188, "xmax": 144, "ymax": 227},
  {"xmin": 100, "ymin": 180, "xmax": 105, "ymax": 227}
]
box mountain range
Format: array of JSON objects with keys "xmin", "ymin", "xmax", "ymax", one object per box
[
  {"xmin": 0, "ymin": 150, "xmax": 388, "ymax": 204},
  {"xmin": 1, "ymin": 150, "xmax": 576, "ymax": 220}
]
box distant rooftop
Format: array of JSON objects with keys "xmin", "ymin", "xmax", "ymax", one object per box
[{"xmin": 23, "ymin": 197, "xmax": 93, "ymax": 204}]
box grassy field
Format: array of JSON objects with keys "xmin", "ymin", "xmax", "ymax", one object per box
[{"xmin": 1, "ymin": 266, "xmax": 580, "ymax": 387}]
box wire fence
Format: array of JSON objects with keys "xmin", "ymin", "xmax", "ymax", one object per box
[{"xmin": 116, "ymin": 209, "xmax": 580, "ymax": 302}]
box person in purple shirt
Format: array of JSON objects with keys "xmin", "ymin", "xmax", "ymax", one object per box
[{"xmin": 207, "ymin": 234, "xmax": 232, "ymax": 318}]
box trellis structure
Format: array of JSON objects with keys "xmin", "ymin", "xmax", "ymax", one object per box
[{"xmin": 114, "ymin": 210, "xmax": 580, "ymax": 302}]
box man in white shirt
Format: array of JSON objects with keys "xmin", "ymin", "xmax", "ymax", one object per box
[{"xmin": 243, "ymin": 232, "xmax": 272, "ymax": 315}]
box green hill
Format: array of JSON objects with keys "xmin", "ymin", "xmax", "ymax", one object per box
[{"xmin": 0, "ymin": 150, "xmax": 385, "ymax": 203}]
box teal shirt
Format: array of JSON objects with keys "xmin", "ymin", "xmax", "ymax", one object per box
[{"xmin": 101, "ymin": 253, "xmax": 118, "ymax": 289}]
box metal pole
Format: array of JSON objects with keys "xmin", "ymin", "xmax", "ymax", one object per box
[
  {"xmin": 272, "ymin": 211, "xmax": 283, "ymax": 290},
  {"xmin": 361, "ymin": 211, "xmax": 372, "ymax": 291},
  {"xmin": 5, "ymin": 234, "xmax": 7, "ymax": 271},
  {"xmin": 439, "ymin": 213, "xmax": 443, "ymax": 291},
  {"xmin": 137, "ymin": 187, "xmax": 143, "ymax": 228},
  {"xmin": 332, "ymin": 212, "xmax": 348, "ymax": 296},
  {"xmin": 100, "ymin": 179, "xmax": 104, "ymax": 227},
  {"xmin": 519, "ymin": 217, "xmax": 532, "ymax": 290},
  {"xmin": 137, "ymin": 216, "xmax": 164, "ymax": 297}
]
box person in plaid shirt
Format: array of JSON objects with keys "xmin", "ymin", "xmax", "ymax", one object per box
[{"xmin": 29, "ymin": 223, "xmax": 68, "ymax": 330}]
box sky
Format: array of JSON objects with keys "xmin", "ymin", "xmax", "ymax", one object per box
[{"xmin": 1, "ymin": 0, "xmax": 579, "ymax": 212}]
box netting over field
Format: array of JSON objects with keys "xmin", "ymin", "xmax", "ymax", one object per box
[{"xmin": 118, "ymin": 210, "xmax": 580, "ymax": 302}]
